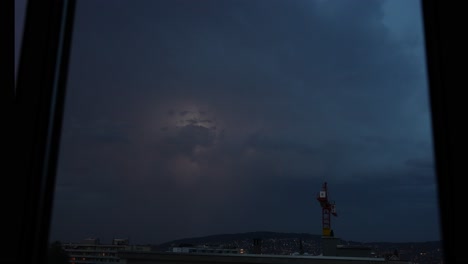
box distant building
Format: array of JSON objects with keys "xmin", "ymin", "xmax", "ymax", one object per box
[
  {"xmin": 172, "ymin": 245, "xmax": 241, "ymax": 254},
  {"xmin": 252, "ymin": 238, "xmax": 262, "ymax": 254},
  {"xmin": 62, "ymin": 238, "xmax": 151, "ymax": 264},
  {"xmin": 322, "ymin": 237, "xmax": 372, "ymax": 258}
]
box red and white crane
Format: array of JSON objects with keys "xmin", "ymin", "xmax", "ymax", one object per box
[{"xmin": 316, "ymin": 182, "xmax": 337, "ymax": 237}]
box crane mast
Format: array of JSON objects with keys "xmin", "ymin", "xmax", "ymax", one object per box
[{"xmin": 316, "ymin": 182, "xmax": 337, "ymax": 237}]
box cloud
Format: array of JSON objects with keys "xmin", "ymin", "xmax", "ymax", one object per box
[
  {"xmin": 405, "ymin": 158, "xmax": 435, "ymax": 169},
  {"xmin": 49, "ymin": 0, "xmax": 439, "ymax": 244}
]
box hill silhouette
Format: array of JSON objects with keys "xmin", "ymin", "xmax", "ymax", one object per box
[{"xmin": 156, "ymin": 231, "xmax": 323, "ymax": 249}]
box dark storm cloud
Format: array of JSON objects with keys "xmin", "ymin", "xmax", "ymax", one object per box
[
  {"xmin": 406, "ymin": 158, "xmax": 435, "ymax": 169},
  {"xmin": 77, "ymin": 121, "xmax": 131, "ymax": 144},
  {"xmin": 163, "ymin": 124, "xmax": 217, "ymax": 156},
  {"xmin": 48, "ymin": 0, "xmax": 440, "ymax": 244},
  {"xmin": 246, "ymin": 133, "xmax": 319, "ymax": 156}
]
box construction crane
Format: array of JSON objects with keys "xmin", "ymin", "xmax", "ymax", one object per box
[{"xmin": 316, "ymin": 182, "xmax": 337, "ymax": 237}]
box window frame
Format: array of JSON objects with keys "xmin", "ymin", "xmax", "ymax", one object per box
[{"xmin": 13, "ymin": 0, "xmax": 76, "ymax": 263}]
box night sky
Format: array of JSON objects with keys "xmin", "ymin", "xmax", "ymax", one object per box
[{"xmin": 16, "ymin": 0, "xmax": 441, "ymax": 244}]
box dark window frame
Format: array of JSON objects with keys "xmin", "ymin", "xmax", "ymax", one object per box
[{"xmin": 13, "ymin": 0, "xmax": 76, "ymax": 263}]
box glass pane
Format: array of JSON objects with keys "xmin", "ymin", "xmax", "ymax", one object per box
[
  {"xmin": 49, "ymin": 0, "xmax": 443, "ymax": 263},
  {"xmin": 15, "ymin": 0, "xmax": 29, "ymax": 87}
]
